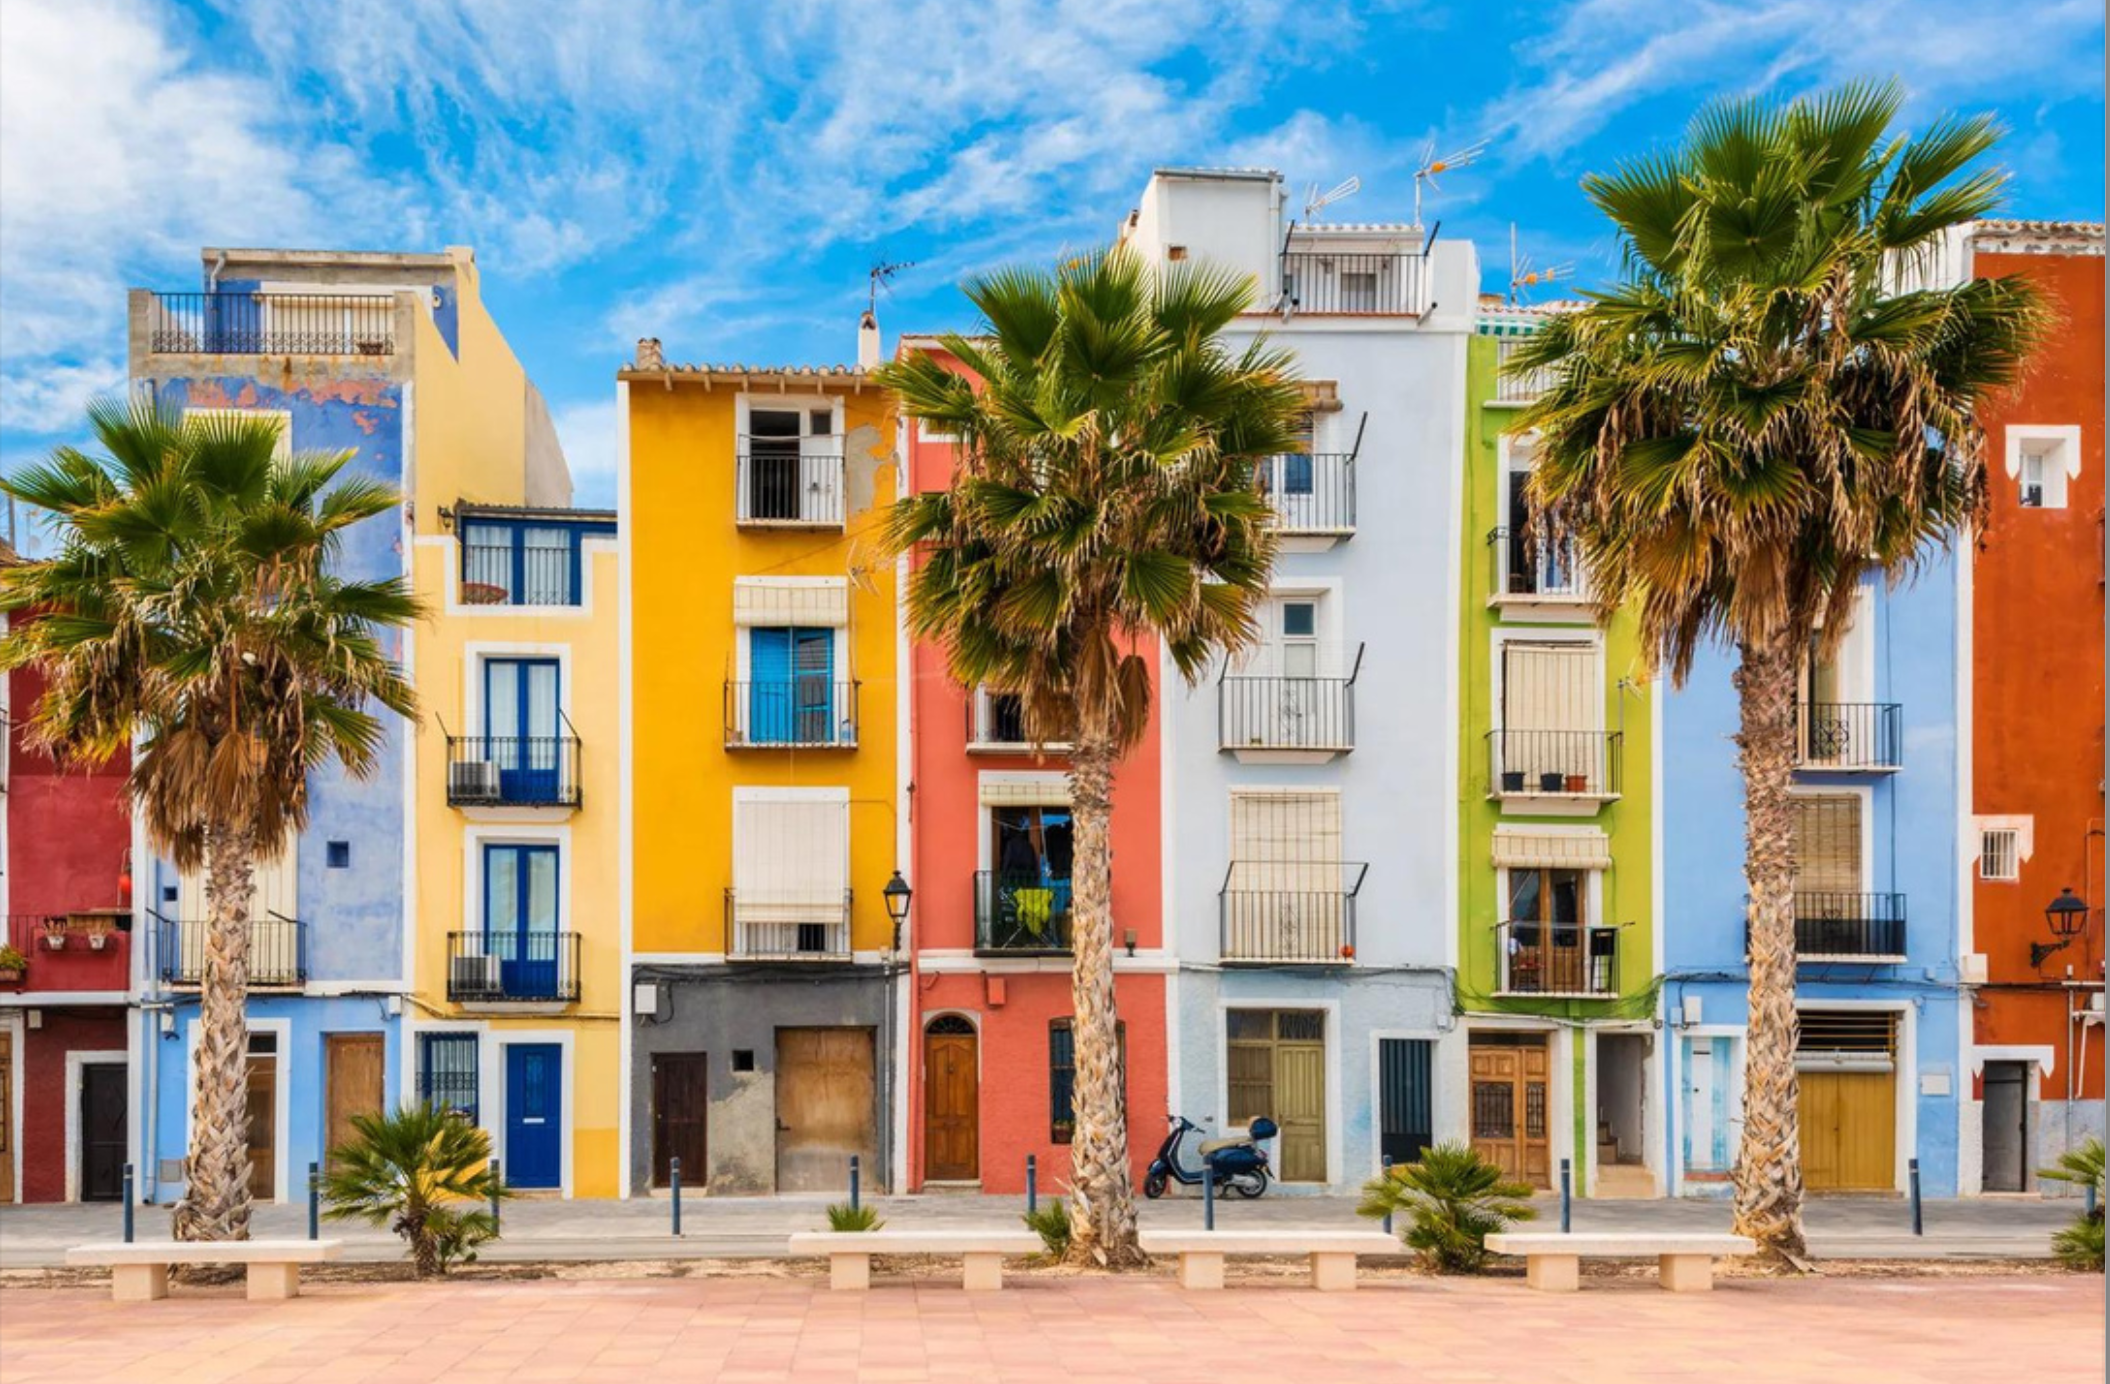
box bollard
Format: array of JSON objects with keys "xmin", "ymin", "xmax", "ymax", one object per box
[
  {"xmin": 122, "ymin": 1164, "xmax": 135, "ymax": 1244},
  {"xmin": 671, "ymin": 1157, "xmax": 683, "ymax": 1237},
  {"xmin": 2088, "ymin": 1181, "xmax": 2099, "ymax": 1219},
  {"xmin": 1909, "ymin": 1157, "xmax": 1923, "ymax": 1236},
  {"xmin": 308, "ymin": 1161, "xmax": 320, "ymax": 1240},
  {"xmin": 850, "ymin": 1154, "xmax": 861, "ymax": 1213},
  {"xmin": 490, "ymin": 1158, "xmax": 502, "ymax": 1234},
  {"xmin": 1203, "ymin": 1164, "xmax": 1215, "ymax": 1231},
  {"xmin": 1559, "ymin": 1158, "xmax": 1572, "ymax": 1233},
  {"xmin": 1026, "ymin": 1154, "xmax": 1037, "ymax": 1214},
  {"xmin": 1380, "ymin": 1155, "xmax": 1394, "ymax": 1236}
]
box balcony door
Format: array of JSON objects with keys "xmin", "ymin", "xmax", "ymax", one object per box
[
  {"xmin": 749, "ymin": 627, "xmax": 834, "ymax": 744},
  {"xmin": 746, "ymin": 407, "xmax": 835, "ymax": 522},
  {"xmin": 1499, "ymin": 641, "xmax": 1599, "ymax": 791},
  {"xmin": 1225, "ymin": 790, "xmax": 1342, "ymax": 961},
  {"xmin": 485, "ymin": 658, "xmax": 561, "ymax": 803},
  {"xmin": 463, "ymin": 522, "xmax": 575, "ymax": 606},
  {"xmin": 1504, "ymin": 867, "xmax": 1601, "ymax": 994},
  {"xmin": 990, "ymin": 804, "xmax": 1073, "ymax": 947},
  {"xmin": 484, "ymin": 843, "xmax": 559, "ymax": 999}
]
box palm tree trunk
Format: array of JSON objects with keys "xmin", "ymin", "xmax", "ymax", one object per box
[
  {"xmin": 1060, "ymin": 727, "xmax": 1147, "ymax": 1268},
  {"xmin": 1730, "ymin": 633, "xmax": 1808, "ymax": 1261},
  {"xmin": 172, "ymin": 825, "xmax": 256, "ymax": 1244}
]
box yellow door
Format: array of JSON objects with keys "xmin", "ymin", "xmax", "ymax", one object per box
[
  {"xmin": 1274, "ymin": 1039, "xmax": 1327, "ymax": 1183},
  {"xmin": 1799, "ymin": 1069, "xmax": 1895, "ymax": 1192}
]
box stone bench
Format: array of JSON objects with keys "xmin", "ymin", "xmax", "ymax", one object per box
[
  {"xmin": 66, "ymin": 1239, "xmax": 344, "ymax": 1302},
  {"xmin": 1138, "ymin": 1230, "xmax": 1403, "ymax": 1291},
  {"xmin": 786, "ymin": 1230, "xmax": 1044, "ymax": 1291},
  {"xmin": 1483, "ymin": 1232, "xmax": 1755, "ymax": 1292}
]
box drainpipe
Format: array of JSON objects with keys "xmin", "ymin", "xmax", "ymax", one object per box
[{"xmin": 207, "ymin": 252, "xmax": 226, "ymax": 292}]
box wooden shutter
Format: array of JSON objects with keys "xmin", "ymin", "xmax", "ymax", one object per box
[
  {"xmin": 180, "ymin": 825, "xmax": 299, "ymax": 920},
  {"xmin": 1501, "ymin": 642, "xmax": 1595, "ymax": 732},
  {"xmin": 1793, "ymin": 795, "xmax": 1863, "ymax": 893}
]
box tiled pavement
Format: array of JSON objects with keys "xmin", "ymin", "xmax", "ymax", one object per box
[{"xmin": 0, "ymin": 1273, "xmax": 2098, "ymax": 1383}]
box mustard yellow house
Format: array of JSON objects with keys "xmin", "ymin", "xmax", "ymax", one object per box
[{"xmin": 619, "ymin": 328, "xmax": 902, "ymax": 1196}]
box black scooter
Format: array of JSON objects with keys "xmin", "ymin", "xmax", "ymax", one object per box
[{"xmin": 1142, "ymin": 1113, "xmax": 1275, "ymax": 1199}]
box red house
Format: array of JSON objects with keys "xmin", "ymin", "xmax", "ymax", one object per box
[
  {"xmin": 1965, "ymin": 220, "xmax": 2106, "ymax": 1193},
  {"xmin": 899, "ymin": 337, "xmax": 1169, "ymax": 1194}
]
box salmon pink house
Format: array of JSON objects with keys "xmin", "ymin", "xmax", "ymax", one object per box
[{"xmin": 897, "ymin": 337, "xmax": 1169, "ymax": 1194}]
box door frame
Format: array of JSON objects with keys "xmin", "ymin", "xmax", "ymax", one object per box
[
  {"xmin": 324, "ymin": 1032, "xmax": 388, "ymax": 1171},
  {"xmin": 2, "ymin": 1014, "xmax": 22, "ymax": 1204},
  {"xmin": 921, "ymin": 1012, "xmax": 981, "ymax": 1184},
  {"xmin": 1463, "ymin": 1018, "xmax": 1575, "ymax": 1191},
  {"xmin": 1793, "ymin": 998, "xmax": 1915, "ymax": 1194},
  {"xmin": 1978, "ymin": 1059, "xmax": 2033, "ymax": 1193},
  {"xmin": 183, "ymin": 1015, "xmax": 290, "ymax": 1203},
  {"xmin": 1364, "ymin": 1027, "xmax": 1446, "ymax": 1176},
  {"xmin": 64, "ymin": 1049, "xmax": 128, "ymax": 1204},
  {"xmin": 650, "ymin": 1050, "xmax": 710, "ymax": 1190},
  {"xmin": 1215, "ymin": 998, "xmax": 1341, "ymax": 1186},
  {"xmin": 493, "ymin": 1030, "xmax": 574, "ymax": 1198}
]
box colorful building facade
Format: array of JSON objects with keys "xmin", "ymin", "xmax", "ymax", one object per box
[{"xmin": 619, "ymin": 340, "xmax": 903, "ymax": 1196}]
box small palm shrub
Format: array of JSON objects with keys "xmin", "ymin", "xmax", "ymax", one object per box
[
  {"xmin": 1022, "ymin": 1198, "xmax": 1071, "ymax": 1257},
  {"xmin": 1357, "ymin": 1142, "xmax": 1536, "ymax": 1272},
  {"xmin": 2040, "ymin": 1138, "xmax": 2105, "ymax": 1270},
  {"xmin": 321, "ymin": 1102, "xmax": 509, "ymax": 1277},
  {"xmin": 826, "ymin": 1201, "xmax": 885, "ymax": 1232}
]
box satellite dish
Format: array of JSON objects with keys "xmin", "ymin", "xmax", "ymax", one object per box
[{"xmin": 1304, "ymin": 176, "xmax": 1361, "ymax": 221}]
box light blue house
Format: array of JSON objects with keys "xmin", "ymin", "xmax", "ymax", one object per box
[{"xmin": 1660, "ymin": 564, "xmax": 1968, "ymax": 1197}]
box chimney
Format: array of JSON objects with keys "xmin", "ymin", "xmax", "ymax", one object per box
[
  {"xmin": 856, "ymin": 310, "xmax": 880, "ymax": 370},
  {"xmin": 636, "ymin": 337, "xmax": 663, "ymax": 370}
]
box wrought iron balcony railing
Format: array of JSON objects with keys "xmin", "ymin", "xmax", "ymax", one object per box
[
  {"xmin": 1280, "ymin": 249, "xmax": 1429, "ymax": 316},
  {"xmin": 724, "ymin": 889, "xmax": 854, "ymax": 961},
  {"xmin": 724, "ymin": 680, "xmax": 859, "ymax": 748},
  {"xmin": 1773, "ymin": 893, "xmax": 1908, "ymax": 961},
  {"xmin": 1487, "ymin": 526, "xmax": 1590, "ymax": 602},
  {"xmin": 155, "ymin": 910, "xmax": 307, "ymax": 988},
  {"xmin": 1492, "ymin": 337, "xmax": 1555, "ymax": 404},
  {"xmin": 1497, "ymin": 920, "xmax": 1621, "ymax": 996},
  {"xmin": 1795, "ymin": 702, "xmax": 1903, "ymax": 772},
  {"xmin": 1218, "ymin": 861, "xmax": 1366, "ymax": 964},
  {"xmin": 460, "ymin": 539, "xmax": 580, "ymax": 607},
  {"xmin": 444, "ymin": 717, "xmax": 583, "ymax": 808},
  {"xmin": 736, "ymin": 442, "xmax": 846, "ymax": 527},
  {"xmin": 1487, "ymin": 729, "xmax": 1623, "ymax": 798},
  {"xmin": 974, "ymin": 871, "xmax": 1073, "ymax": 954},
  {"xmin": 446, "ymin": 931, "xmax": 581, "ymax": 1003},
  {"xmin": 1218, "ymin": 645, "xmax": 1363, "ymax": 754},
  {"xmin": 147, "ymin": 291, "xmax": 397, "ymax": 356}
]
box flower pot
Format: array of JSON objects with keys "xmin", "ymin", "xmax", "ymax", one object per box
[
  {"xmin": 1500, "ymin": 771, "xmax": 1526, "ymax": 793},
  {"xmin": 1564, "ymin": 773, "xmax": 1589, "ymax": 794},
  {"xmin": 42, "ymin": 934, "xmax": 66, "ymax": 951},
  {"xmin": 0, "ymin": 968, "xmax": 21, "ymax": 984},
  {"xmin": 1538, "ymin": 772, "xmax": 1565, "ymax": 793},
  {"xmin": 88, "ymin": 935, "xmax": 110, "ymax": 951}
]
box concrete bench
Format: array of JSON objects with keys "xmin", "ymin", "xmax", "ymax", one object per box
[
  {"xmin": 1483, "ymin": 1233, "xmax": 1755, "ymax": 1292},
  {"xmin": 66, "ymin": 1239, "xmax": 344, "ymax": 1302},
  {"xmin": 786, "ymin": 1230, "xmax": 1043, "ymax": 1291},
  {"xmin": 1138, "ymin": 1230, "xmax": 1402, "ymax": 1291}
]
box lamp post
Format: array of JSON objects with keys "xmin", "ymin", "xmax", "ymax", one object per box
[
  {"xmin": 2033, "ymin": 888, "xmax": 2090, "ymax": 969},
  {"xmin": 882, "ymin": 870, "xmax": 913, "ymax": 951}
]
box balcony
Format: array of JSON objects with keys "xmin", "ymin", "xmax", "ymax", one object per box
[
  {"xmin": 1497, "ymin": 921, "xmax": 1621, "ymax": 996},
  {"xmin": 1280, "ymin": 247, "xmax": 1429, "ymax": 317},
  {"xmin": 1487, "ymin": 527, "xmax": 1592, "ymax": 612},
  {"xmin": 1772, "ymin": 893, "xmax": 1908, "ymax": 963},
  {"xmin": 974, "ymin": 872, "xmax": 1073, "ymax": 955},
  {"xmin": 146, "ymin": 291, "xmax": 396, "ymax": 356},
  {"xmin": 446, "ymin": 931, "xmax": 581, "ymax": 1004},
  {"xmin": 1490, "ymin": 337, "xmax": 1555, "ymax": 406},
  {"xmin": 1258, "ymin": 442, "xmax": 1359, "ymax": 547},
  {"xmin": 1219, "ymin": 861, "xmax": 1366, "ymax": 965},
  {"xmin": 156, "ymin": 911, "xmax": 307, "ymax": 988},
  {"xmin": 1487, "ymin": 729, "xmax": 1623, "ymax": 809},
  {"xmin": 967, "ymin": 690, "xmax": 1072, "ymax": 753},
  {"xmin": 444, "ymin": 721, "xmax": 583, "ymax": 810},
  {"xmin": 724, "ymin": 889, "xmax": 854, "ymax": 962},
  {"xmin": 724, "ymin": 680, "xmax": 859, "ymax": 749},
  {"xmin": 736, "ymin": 442, "xmax": 845, "ymax": 528},
  {"xmin": 1795, "ymin": 703, "xmax": 1902, "ymax": 772},
  {"xmin": 1218, "ymin": 646, "xmax": 1362, "ymax": 762},
  {"xmin": 1, "ymin": 911, "xmax": 131, "ymax": 988}
]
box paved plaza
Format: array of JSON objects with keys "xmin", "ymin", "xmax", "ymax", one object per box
[{"xmin": 0, "ymin": 1271, "xmax": 2099, "ymax": 1383}]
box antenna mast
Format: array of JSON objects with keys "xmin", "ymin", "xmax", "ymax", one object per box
[
  {"xmin": 1505, "ymin": 224, "xmax": 1573, "ymax": 304},
  {"xmin": 868, "ymin": 259, "xmax": 915, "ymax": 313},
  {"xmin": 1412, "ymin": 138, "xmax": 1487, "ymax": 228}
]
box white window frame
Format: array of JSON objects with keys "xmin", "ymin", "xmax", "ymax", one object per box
[
  {"xmin": 1787, "ymin": 784, "xmax": 1875, "ymax": 893},
  {"xmin": 2006, "ymin": 424, "xmax": 2081, "ymax": 511}
]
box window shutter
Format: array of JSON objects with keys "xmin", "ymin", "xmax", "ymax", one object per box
[
  {"xmin": 180, "ymin": 825, "xmax": 299, "ymax": 920},
  {"xmin": 732, "ymin": 793, "xmax": 849, "ymax": 923},
  {"xmin": 1501, "ymin": 642, "xmax": 1595, "ymax": 732},
  {"xmin": 1792, "ymin": 795, "xmax": 1862, "ymax": 893},
  {"xmin": 1492, "ymin": 829, "xmax": 1612, "ymax": 870},
  {"xmin": 979, "ymin": 776, "xmax": 1070, "ymax": 808},
  {"xmin": 734, "ymin": 578, "xmax": 847, "ymax": 627}
]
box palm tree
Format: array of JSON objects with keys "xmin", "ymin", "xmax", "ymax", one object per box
[
  {"xmin": 877, "ymin": 249, "xmax": 1306, "ymax": 1265},
  {"xmin": 322, "ymin": 1102, "xmax": 509, "ymax": 1276},
  {"xmin": 0, "ymin": 397, "xmax": 420, "ymax": 1243},
  {"xmin": 1509, "ymin": 82, "xmax": 2046, "ymax": 1259}
]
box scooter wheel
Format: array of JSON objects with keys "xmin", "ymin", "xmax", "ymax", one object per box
[
  {"xmin": 1231, "ymin": 1169, "xmax": 1269, "ymax": 1199},
  {"xmin": 1143, "ymin": 1169, "xmax": 1169, "ymax": 1200}
]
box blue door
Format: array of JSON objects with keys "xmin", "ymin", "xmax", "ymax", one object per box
[
  {"xmin": 749, "ymin": 628, "xmax": 833, "ymax": 743},
  {"xmin": 486, "ymin": 659, "xmax": 561, "ymax": 802},
  {"xmin": 484, "ymin": 844, "xmax": 559, "ymax": 998},
  {"xmin": 504, "ymin": 1044, "xmax": 562, "ymax": 1189}
]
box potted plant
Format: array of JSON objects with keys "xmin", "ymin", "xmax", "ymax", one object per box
[
  {"xmin": 83, "ymin": 917, "xmax": 114, "ymax": 951},
  {"xmin": 39, "ymin": 917, "xmax": 68, "ymax": 951},
  {"xmin": 0, "ymin": 945, "xmax": 26, "ymax": 983},
  {"xmin": 1537, "ymin": 772, "xmax": 1564, "ymax": 793},
  {"xmin": 1563, "ymin": 773, "xmax": 1590, "ymax": 794},
  {"xmin": 1500, "ymin": 771, "xmax": 1526, "ymax": 793}
]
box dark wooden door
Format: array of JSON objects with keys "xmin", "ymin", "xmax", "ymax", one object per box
[
  {"xmin": 80, "ymin": 1063, "xmax": 128, "ymax": 1201},
  {"xmin": 924, "ymin": 1028, "xmax": 978, "ymax": 1182},
  {"xmin": 246, "ymin": 1056, "xmax": 278, "ymax": 1200},
  {"xmin": 1982, "ymin": 1062, "xmax": 2028, "ymax": 1193},
  {"xmin": 325, "ymin": 1035, "xmax": 386, "ymax": 1172},
  {"xmin": 652, "ymin": 1053, "xmax": 709, "ymax": 1188},
  {"xmin": 0, "ymin": 1032, "xmax": 13, "ymax": 1202},
  {"xmin": 1469, "ymin": 1042, "xmax": 1550, "ymax": 1188},
  {"xmin": 775, "ymin": 1028, "xmax": 876, "ymax": 1193}
]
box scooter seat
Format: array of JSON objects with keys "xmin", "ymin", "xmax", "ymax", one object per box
[{"xmin": 1198, "ymin": 1136, "xmax": 1250, "ymax": 1156}]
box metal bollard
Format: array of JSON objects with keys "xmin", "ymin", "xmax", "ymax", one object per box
[
  {"xmin": 1381, "ymin": 1155, "xmax": 1394, "ymax": 1235},
  {"xmin": 850, "ymin": 1155, "xmax": 861, "ymax": 1213},
  {"xmin": 1909, "ymin": 1157, "xmax": 1923, "ymax": 1236},
  {"xmin": 122, "ymin": 1164, "xmax": 135, "ymax": 1244},
  {"xmin": 1203, "ymin": 1165, "xmax": 1215, "ymax": 1231},
  {"xmin": 1026, "ymin": 1154, "xmax": 1037, "ymax": 1214},
  {"xmin": 490, "ymin": 1158, "xmax": 502, "ymax": 1234},
  {"xmin": 1559, "ymin": 1158, "xmax": 1572, "ymax": 1233},
  {"xmin": 308, "ymin": 1162, "xmax": 320, "ymax": 1240},
  {"xmin": 2087, "ymin": 1181, "xmax": 2098, "ymax": 1219},
  {"xmin": 671, "ymin": 1157, "xmax": 683, "ymax": 1237}
]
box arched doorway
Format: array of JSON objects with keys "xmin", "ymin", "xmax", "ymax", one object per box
[{"xmin": 924, "ymin": 1015, "xmax": 979, "ymax": 1183}]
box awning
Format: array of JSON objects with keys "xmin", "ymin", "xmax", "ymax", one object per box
[
  {"xmin": 1491, "ymin": 828, "xmax": 1612, "ymax": 870},
  {"xmin": 1295, "ymin": 380, "xmax": 1343, "ymax": 413},
  {"xmin": 979, "ymin": 775, "xmax": 1071, "ymax": 808},
  {"xmin": 734, "ymin": 577, "xmax": 848, "ymax": 627}
]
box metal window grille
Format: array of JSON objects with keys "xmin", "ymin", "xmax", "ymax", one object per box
[
  {"xmin": 1796, "ymin": 1010, "xmax": 1897, "ymax": 1057},
  {"xmin": 1979, "ymin": 828, "xmax": 2020, "ymax": 882},
  {"xmin": 1047, "ymin": 1019, "xmax": 1124, "ymax": 1144},
  {"xmin": 418, "ymin": 1033, "xmax": 480, "ymax": 1123}
]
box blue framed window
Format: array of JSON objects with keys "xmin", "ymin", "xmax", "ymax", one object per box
[
  {"xmin": 460, "ymin": 518, "xmax": 614, "ymax": 607},
  {"xmin": 418, "ymin": 1033, "xmax": 479, "ymax": 1122},
  {"xmin": 483, "ymin": 843, "xmax": 561, "ymax": 999},
  {"xmin": 748, "ymin": 627, "xmax": 836, "ymax": 744},
  {"xmin": 484, "ymin": 658, "xmax": 562, "ymax": 803}
]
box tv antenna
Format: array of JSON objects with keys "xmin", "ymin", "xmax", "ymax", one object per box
[
  {"xmin": 1507, "ymin": 225, "xmax": 1573, "ymax": 303},
  {"xmin": 1412, "ymin": 138, "xmax": 1487, "ymax": 227},
  {"xmin": 1302, "ymin": 176, "xmax": 1361, "ymax": 222},
  {"xmin": 868, "ymin": 258, "xmax": 915, "ymax": 313}
]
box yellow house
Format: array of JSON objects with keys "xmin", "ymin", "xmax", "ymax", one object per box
[
  {"xmin": 620, "ymin": 330, "xmax": 902, "ymax": 1196},
  {"xmin": 402, "ymin": 251, "xmax": 624, "ymax": 1199}
]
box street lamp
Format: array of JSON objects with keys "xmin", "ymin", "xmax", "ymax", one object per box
[
  {"xmin": 2033, "ymin": 888, "xmax": 2090, "ymax": 969},
  {"xmin": 882, "ymin": 870, "xmax": 913, "ymax": 950}
]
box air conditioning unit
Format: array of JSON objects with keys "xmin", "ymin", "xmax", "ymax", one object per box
[
  {"xmin": 451, "ymin": 952, "xmax": 502, "ymax": 998},
  {"xmin": 449, "ymin": 759, "xmax": 500, "ymax": 801}
]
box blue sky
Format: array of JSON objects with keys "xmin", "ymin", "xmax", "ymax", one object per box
[{"xmin": 1, "ymin": 0, "xmax": 2102, "ymax": 514}]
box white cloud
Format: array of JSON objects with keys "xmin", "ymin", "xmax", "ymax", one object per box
[{"xmin": 548, "ymin": 396, "xmax": 619, "ymax": 508}]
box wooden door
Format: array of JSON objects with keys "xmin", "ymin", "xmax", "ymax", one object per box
[
  {"xmin": 0, "ymin": 1031, "xmax": 13, "ymax": 1202},
  {"xmin": 1470, "ymin": 1041, "xmax": 1551, "ymax": 1187},
  {"xmin": 652, "ymin": 1053, "xmax": 709, "ymax": 1188},
  {"xmin": 246, "ymin": 1055, "xmax": 277, "ymax": 1201},
  {"xmin": 80, "ymin": 1064, "xmax": 128, "ymax": 1201},
  {"xmin": 775, "ymin": 1028, "xmax": 876, "ymax": 1194},
  {"xmin": 1226, "ymin": 1010, "xmax": 1328, "ymax": 1183},
  {"xmin": 1801, "ymin": 1069, "xmax": 1895, "ymax": 1191},
  {"xmin": 923, "ymin": 1024, "xmax": 979, "ymax": 1182},
  {"xmin": 324, "ymin": 1035, "xmax": 385, "ymax": 1171},
  {"xmin": 1982, "ymin": 1062, "xmax": 2029, "ymax": 1193}
]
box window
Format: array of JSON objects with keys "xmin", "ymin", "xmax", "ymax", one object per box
[
  {"xmin": 1497, "ymin": 641, "xmax": 1602, "ymax": 792},
  {"xmin": 480, "ymin": 843, "xmax": 562, "ymax": 999},
  {"xmin": 1282, "ymin": 412, "xmax": 1317, "ymax": 495},
  {"xmin": 731, "ymin": 1050, "xmax": 756, "ymax": 1073},
  {"xmin": 2007, "ymin": 426, "xmax": 2079, "ymax": 511},
  {"xmin": 1340, "ymin": 270, "xmax": 1379, "ymax": 311},
  {"xmin": 730, "ymin": 789, "xmax": 851, "ymax": 957},
  {"xmin": 1223, "ymin": 791, "xmax": 1348, "ymax": 961},
  {"xmin": 483, "ymin": 658, "xmax": 563, "ymax": 801},
  {"xmin": 1047, "ymin": 1018, "xmax": 1124, "ymax": 1144},
  {"xmin": 746, "ymin": 627, "xmax": 839, "ymax": 744},
  {"xmin": 1792, "ymin": 794, "xmax": 1864, "ymax": 895},
  {"xmin": 418, "ymin": 1033, "xmax": 479, "ymax": 1122},
  {"xmin": 460, "ymin": 520, "xmax": 610, "ymax": 606},
  {"xmin": 1980, "ymin": 828, "xmax": 2021, "ymax": 882},
  {"xmin": 741, "ymin": 406, "xmax": 842, "ymax": 524},
  {"xmin": 326, "ymin": 841, "xmax": 350, "ymax": 869}
]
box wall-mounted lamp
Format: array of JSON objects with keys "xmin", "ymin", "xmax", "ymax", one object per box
[
  {"xmin": 1123, "ymin": 928, "xmax": 1137, "ymax": 957},
  {"xmin": 2034, "ymin": 888, "xmax": 2091, "ymax": 969},
  {"xmin": 883, "ymin": 870, "xmax": 913, "ymax": 950}
]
